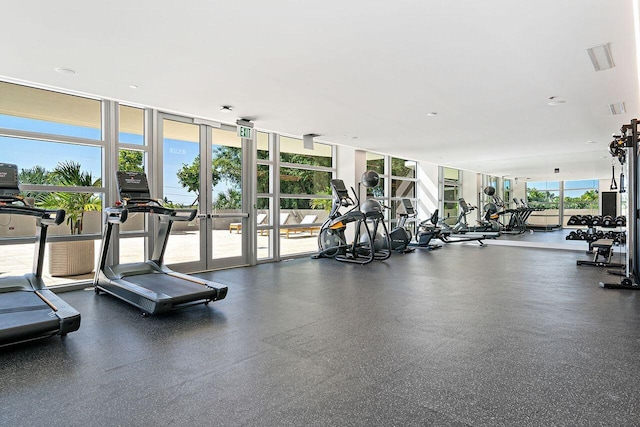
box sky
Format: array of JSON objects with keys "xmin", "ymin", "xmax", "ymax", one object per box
[{"xmin": 0, "ymin": 114, "xmax": 231, "ymax": 206}]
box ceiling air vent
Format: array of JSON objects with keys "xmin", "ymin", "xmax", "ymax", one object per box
[
  {"xmin": 587, "ymin": 44, "xmax": 614, "ymax": 71},
  {"xmin": 609, "ymin": 102, "xmax": 626, "ymax": 115}
]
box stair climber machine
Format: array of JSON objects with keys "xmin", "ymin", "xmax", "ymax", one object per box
[
  {"xmin": 0, "ymin": 163, "xmax": 80, "ymax": 347},
  {"xmin": 388, "ymin": 198, "xmax": 442, "ymax": 251},
  {"xmin": 437, "ymin": 197, "xmax": 500, "ymax": 246},
  {"xmin": 94, "ymin": 171, "xmax": 228, "ymax": 315},
  {"xmin": 312, "ymin": 171, "xmax": 391, "ymax": 264}
]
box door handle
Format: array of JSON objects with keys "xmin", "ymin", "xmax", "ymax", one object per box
[{"xmin": 210, "ymin": 213, "xmax": 250, "ymax": 219}]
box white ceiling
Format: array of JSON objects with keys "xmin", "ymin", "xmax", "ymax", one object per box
[{"xmin": 1, "ymin": 0, "xmax": 638, "ymax": 180}]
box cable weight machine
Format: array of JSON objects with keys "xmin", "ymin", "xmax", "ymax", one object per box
[{"xmin": 600, "ymin": 119, "xmax": 639, "ymax": 289}]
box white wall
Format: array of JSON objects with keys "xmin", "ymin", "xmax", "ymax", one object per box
[{"xmin": 416, "ymin": 161, "xmax": 438, "ymax": 219}]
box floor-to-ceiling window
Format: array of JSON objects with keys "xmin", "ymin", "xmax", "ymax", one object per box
[
  {"xmin": 0, "ymin": 81, "xmax": 104, "ymax": 286},
  {"xmin": 390, "ymin": 157, "xmax": 417, "ymax": 233},
  {"xmin": 563, "ymin": 179, "xmax": 599, "ymax": 226},
  {"xmin": 256, "ymin": 131, "xmax": 273, "ymax": 261},
  {"xmin": 503, "ymin": 178, "xmax": 512, "ymax": 208},
  {"xmin": 278, "ymin": 136, "xmax": 334, "ymax": 257},
  {"xmin": 442, "ymin": 167, "xmax": 461, "ymax": 223},
  {"xmin": 526, "ymin": 180, "xmax": 561, "ymax": 227},
  {"xmin": 117, "ymin": 105, "xmax": 147, "ymax": 264}
]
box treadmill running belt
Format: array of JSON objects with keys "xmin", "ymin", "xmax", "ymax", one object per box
[
  {"xmin": 123, "ymin": 273, "xmax": 217, "ymax": 303},
  {"xmin": 0, "ymin": 291, "xmax": 59, "ymax": 345}
]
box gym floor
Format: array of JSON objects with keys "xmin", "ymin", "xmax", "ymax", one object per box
[{"xmin": 1, "ymin": 244, "xmax": 639, "ymax": 426}]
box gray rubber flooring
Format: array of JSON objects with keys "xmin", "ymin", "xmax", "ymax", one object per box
[{"xmin": 1, "ymin": 244, "xmax": 639, "ymax": 426}]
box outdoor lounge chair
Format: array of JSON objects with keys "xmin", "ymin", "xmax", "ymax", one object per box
[
  {"xmin": 229, "ymin": 212, "xmax": 267, "ymax": 233},
  {"xmin": 281, "ymin": 214, "xmax": 319, "ymax": 238}
]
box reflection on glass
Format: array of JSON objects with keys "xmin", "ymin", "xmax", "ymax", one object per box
[
  {"xmin": 162, "ymin": 119, "xmax": 200, "ymax": 265},
  {"xmin": 119, "ymin": 105, "xmax": 144, "ymax": 145},
  {"xmin": 444, "ymin": 167, "xmax": 460, "ymax": 181},
  {"xmin": 366, "ymin": 152, "xmax": 385, "ymax": 174},
  {"xmin": 366, "ymin": 178, "xmax": 385, "ymax": 197},
  {"xmin": 280, "ymin": 167, "xmax": 332, "ymax": 196},
  {"xmin": 504, "ymin": 179, "xmax": 512, "ymax": 208},
  {"xmin": 392, "ymin": 158, "xmax": 416, "ymax": 178},
  {"xmin": 563, "ymin": 180, "xmax": 599, "ymax": 224},
  {"xmin": 0, "ymin": 81, "xmax": 101, "ymax": 140},
  {"xmin": 443, "ymin": 202, "xmax": 458, "ymax": 223},
  {"xmin": 392, "ymin": 179, "xmax": 415, "ymax": 198},
  {"xmin": 163, "ymin": 119, "xmax": 200, "ymax": 207},
  {"xmin": 280, "ymin": 136, "xmax": 332, "ymax": 167},
  {"xmin": 526, "ymin": 181, "xmax": 560, "ymax": 208}
]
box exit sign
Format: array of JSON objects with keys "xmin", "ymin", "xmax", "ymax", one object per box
[{"xmin": 237, "ymin": 125, "xmax": 253, "ymax": 139}]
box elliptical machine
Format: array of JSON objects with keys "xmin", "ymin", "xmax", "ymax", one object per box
[{"xmin": 312, "ymin": 171, "xmax": 391, "ymax": 264}]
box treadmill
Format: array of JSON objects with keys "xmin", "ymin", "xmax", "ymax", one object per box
[
  {"xmin": 0, "ymin": 163, "xmax": 81, "ymax": 347},
  {"xmin": 94, "ymin": 171, "xmax": 228, "ymax": 315}
]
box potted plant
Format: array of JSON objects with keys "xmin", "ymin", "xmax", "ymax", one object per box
[{"xmin": 38, "ymin": 161, "xmax": 102, "ymax": 276}]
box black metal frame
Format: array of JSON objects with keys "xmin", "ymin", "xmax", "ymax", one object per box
[{"xmin": 600, "ymin": 119, "xmax": 640, "ymax": 290}]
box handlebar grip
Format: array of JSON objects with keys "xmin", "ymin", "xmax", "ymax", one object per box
[
  {"xmin": 40, "ymin": 209, "xmax": 66, "ymax": 226},
  {"xmin": 171, "ymin": 208, "xmax": 198, "ymax": 222}
]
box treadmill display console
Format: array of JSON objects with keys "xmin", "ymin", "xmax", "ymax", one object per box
[
  {"xmin": 116, "ymin": 171, "xmax": 151, "ymax": 200},
  {"xmin": 0, "ymin": 163, "xmax": 19, "ymax": 196},
  {"xmin": 331, "ymin": 179, "xmax": 349, "ymax": 199}
]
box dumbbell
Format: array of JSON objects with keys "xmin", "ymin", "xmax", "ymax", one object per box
[
  {"xmin": 591, "ymin": 216, "xmax": 602, "ymax": 226},
  {"xmin": 602, "ymin": 215, "xmax": 613, "ymax": 227}
]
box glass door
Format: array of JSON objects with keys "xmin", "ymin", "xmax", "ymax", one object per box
[
  {"xmin": 159, "ymin": 115, "xmax": 250, "ymax": 272},
  {"xmin": 208, "ymin": 126, "xmax": 249, "ymax": 269}
]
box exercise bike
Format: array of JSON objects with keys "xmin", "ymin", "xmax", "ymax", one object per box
[
  {"xmin": 387, "ymin": 199, "xmax": 442, "ymax": 251},
  {"xmin": 312, "ymin": 173, "xmax": 391, "ymax": 264}
]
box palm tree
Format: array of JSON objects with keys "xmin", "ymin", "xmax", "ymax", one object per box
[{"xmin": 38, "ymin": 161, "xmax": 102, "ymax": 234}]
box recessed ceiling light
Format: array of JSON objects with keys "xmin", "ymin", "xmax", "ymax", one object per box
[
  {"xmin": 585, "ymin": 140, "xmax": 598, "ymax": 144},
  {"xmin": 350, "ymin": 136, "xmax": 358, "ymax": 139},
  {"xmin": 129, "ymin": 84, "xmax": 138, "ymax": 89},
  {"xmin": 54, "ymin": 67, "xmax": 76, "ymax": 75},
  {"xmin": 547, "ymin": 96, "xmax": 566, "ymax": 106},
  {"xmin": 586, "ymin": 43, "xmax": 615, "ymax": 71},
  {"xmin": 220, "ymin": 105, "xmax": 233, "ymax": 112},
  {"xmin": 427, "ymin": 112, "xmax": 438, "ymax": 117}
]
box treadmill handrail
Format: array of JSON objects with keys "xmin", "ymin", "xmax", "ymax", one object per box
[
  {"xmin": 104, "ymin": 206, "xmax": 129, "ymax": 224},
  {"xmin": 122, "ymin": 198, "xmax": 196, "ymax": 221},
  {"xmin": 0, "ymin": 201, "xmax": 65, "ymax": 225}
]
